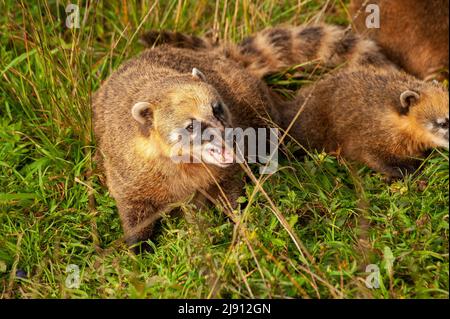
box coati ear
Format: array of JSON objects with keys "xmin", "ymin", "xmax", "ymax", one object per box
[
  {"xmin": 400, "ymin": 90, "xmax": 420, "ymax": 110},
  {"xmin": 131, "ymin": 102, "xmax": 153, "ymax": 125},
  {"xmin": 192, "ymin": 68, "xmax": 206, "ymax": 81}
]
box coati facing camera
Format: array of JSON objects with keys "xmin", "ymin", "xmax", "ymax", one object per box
[
  {"xmin": 93, "ymin": 46, "xmax": 280, "ymax": 249},
  {"xmin": 350, "ymin": 0, "xmax": 449, "ymax": 81},
  {"xmin": 283, "ymin": 69, "xmax": 449, "ymax": 178},
  {"xmin": 143, "ymin": 25, "xmax": 449, "ymax": 177},
  {"xmin": 141, "ymin": 24, "xmax": 397, "ymax": 79}
]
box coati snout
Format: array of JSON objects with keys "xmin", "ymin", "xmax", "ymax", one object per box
[{"xmin": 131, "ymin": 68, "xmax": 234, "ymax": 167}]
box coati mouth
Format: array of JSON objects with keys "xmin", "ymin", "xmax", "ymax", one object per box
[{"xmin": 204, "ymin": 143, "xmax": 234, "ymax": 167}]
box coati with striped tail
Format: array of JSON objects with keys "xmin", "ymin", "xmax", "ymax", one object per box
[
  {"xmin": 93, "ymin": 46, "xmax": 280, "ymax": 250},
  {"xmin": 350, "ymin": 0, "xmax": 449, "ymax": 81},
  {"xmin": 142, "ymin": 25, "xmax": 449, "ymax": 178}
]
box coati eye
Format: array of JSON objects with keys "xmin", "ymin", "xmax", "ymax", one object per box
[
  {"xmin": 186, "ymin": 124, "xmax": 194, "ymax": 132},
  {"xmin": 212, "ymin": 102, "xmax": 224, "ymax": 119},
  {"xmin": 186, "ymin": 119, "xmax": 195, "ymax": 132}
]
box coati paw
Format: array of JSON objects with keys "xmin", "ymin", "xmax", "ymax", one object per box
[
  {"xmin": 129, "ymin": 241, "xmax": 154, "ymax": 254},
  {"xmin": 383, "ymin": 164, "xmax": 419, "ymax": 182}
]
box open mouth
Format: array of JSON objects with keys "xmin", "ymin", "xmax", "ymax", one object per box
[{"xmin": 206, "ymin": 144, "xmax": 234, "ymax": 166}]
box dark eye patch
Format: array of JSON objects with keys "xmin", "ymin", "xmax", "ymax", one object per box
[
  {"xmin": 185, "ymin": 119, "xmax": 195, "ymax": 132},
  {"xmin": 212, "ymin": 102, "xmax": 224, "ymax": 119},
  {"xmin": 437, "ymin": 118, "xmax": 449, "ymax": 129}
]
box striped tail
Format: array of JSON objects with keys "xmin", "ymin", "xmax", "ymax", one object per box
[
  {"xmin": 140, "ymin": 24, "xmax": 396, "ymax": 79},
  {"xmin": 140, "ymin": 30, "xmax": 216, "ymax": 50},
  {"xmin": 229, "ymin": 24, "xmax": 396, "ymax": 78}
]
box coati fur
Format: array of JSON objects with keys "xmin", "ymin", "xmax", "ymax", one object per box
[
  {"xmin": 93, "ymin": 46, "xmax": 280, "ymax": 249},
  {"xmin": 141, "ymin": 24, "xmax": 397, "ymax": 79},
  {"xmin": 350, "ymin": 0, "xmax": 449, "ymax": 81},
  {"xmin": 282, "ymin": 69, "xmax": 449, "ymax": 178}
]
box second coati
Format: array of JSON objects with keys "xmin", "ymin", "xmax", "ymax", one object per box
[
  {"xmin": 141, "ymin": 25, "xmax": 449, "ymax": 178},
  {"xmin": 283, "ymin": 69, "xmax": 449, "ymax": 178},
  {"xmin": 350, "ymin": 0, "xmax": 449, "ymax": 81},
  {"xmin": 93, "ymin": 46, "xmax": 280, "ymax": 249}
]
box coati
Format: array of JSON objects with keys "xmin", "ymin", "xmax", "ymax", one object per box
[
  {"xmin": 282, "ymin": 69, "xmax": 449, "ymax": 178},
  {"xmin": 350, "ymin": 0, "xmax": 449, "ymax": 81},
  {"xmin": 141, "ymin": 24, "xmax": 397, "ymax": 79},
  {"xmin": 93, "ymin": 46, "xmax": 280, "ymax": 249},
  {"xmin": 142, "ymin": 25, "xmax": 449, "ymax": 178}
]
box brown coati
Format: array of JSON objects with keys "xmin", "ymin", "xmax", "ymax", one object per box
[
  {"xmin": 350, "ymin": 0, "xmax": 449, "ymax": 81},
  {"xmin": 141, "ymin": 24, "xmax": 397, "ymax": 79},
  {"xmin": 93, "ymin": 46, "xmax": 280, "ymax": 249},
  {"xmin": 282, "ymin": 69, "xmax": 449, "ymax": 178}
]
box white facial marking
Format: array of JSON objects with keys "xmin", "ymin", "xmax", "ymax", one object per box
[{"xmin": 168, "ymin": 130, "xmax": 183, "ymax": 143}]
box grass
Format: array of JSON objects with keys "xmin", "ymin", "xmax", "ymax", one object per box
[{"xmin": 0, "ymin": 0, "xmax": 448, "ymax": 299}]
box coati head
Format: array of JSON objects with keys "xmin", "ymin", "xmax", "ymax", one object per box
[
  {"xmin": 399, "ymin": 83, "xmax": 449, "ymax": 149},
  {"xmin": 132, "ymin": 68, "xmax": 234, "ymax": 167}
]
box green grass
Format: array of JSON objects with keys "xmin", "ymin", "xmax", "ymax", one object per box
[{"xmin": 0, "ymin": 0, "xmax": 448, "ymax": 299}]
